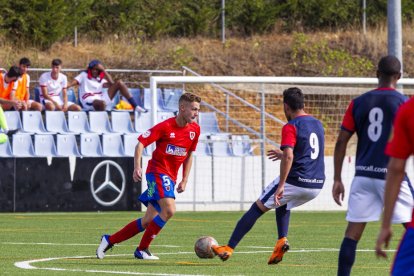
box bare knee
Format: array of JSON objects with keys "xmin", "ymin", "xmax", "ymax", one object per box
[
  {"xmin": 93, "ymin": 100, "xmax": 106, "ymax": 111},
  {"xmin": 344, "ymin": 222, "xmax": 366, "ymax": 241},
  {"xmin": 68, "ymin": 104, "xmax": 82, "ymax": 111},
  {"xmin": 160, "ymin": 206, "xmax": 175, "ymax": 221},
  {"xmin": 45, "ymin": 102, "xmax": 55, "ymax": 111}
]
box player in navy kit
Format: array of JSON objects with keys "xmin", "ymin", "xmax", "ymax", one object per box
[
  {"xmin": 333, "ymin": 55, "xmax": 413, "ymax": 276},
  {"xmin": 213, "ymin": 87, "xmax": 325, "ymax": 265}
]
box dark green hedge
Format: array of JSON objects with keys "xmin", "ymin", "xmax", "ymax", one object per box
[{"xmin": 0, "ymin": 0, "xmax": 413, "ymax": 48}]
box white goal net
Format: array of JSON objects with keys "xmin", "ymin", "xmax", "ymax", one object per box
[{"xmin": 143, "ymin": 76, "xmax": 414, "ymax": 211}]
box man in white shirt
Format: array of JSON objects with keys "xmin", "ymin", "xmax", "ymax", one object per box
[
  {"xmin": 39, "ymin": 59, "xmax": 81, "ymax": 111},
  {"xmin": 68, "ymin": 60, "xmax": 143, "ymax": 111}
]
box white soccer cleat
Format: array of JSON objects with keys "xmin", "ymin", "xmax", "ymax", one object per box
[
  {"xmin": 134, "ymin": 248, "xmax": 159, "ymax": 260},
  {"xmin": 96, "ymin": 235, "xmax": 113, "ymax": 259},
  {"xmin": 135, "ymin": 105, "xmax": 148, "ymax": 113}
]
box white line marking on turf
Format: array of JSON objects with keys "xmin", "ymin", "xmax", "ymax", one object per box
[
  {"xmin": 14, "ymin": 247, "xmax": 397, "ymax": 275},
  {"xmin": 15, "ymin": 254, "xmax": 210, "ymax": 276}
]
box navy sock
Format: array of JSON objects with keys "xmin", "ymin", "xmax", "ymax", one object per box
[
  {"xmin": 127, "ymin": 97, "xmax": 138, "ymax": 108},
  {"xmin": 338, "ymin": 237, "xmax": 358, "ymax": 276},
  {"xmin": 228, "ymin": 202, "xmax": 264, "ymax": 249},
  {"xmin": 276, "ymin": 205, "xmax": 290, "ymax": 239}
]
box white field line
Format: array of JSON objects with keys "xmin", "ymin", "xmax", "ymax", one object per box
[
  {"xmin": 14, "ymin": 253, "xmax": 210, "ymax": 276},
  {"xmin": 13, "ymin": 243, "xmax": 396, "ymax": 275}
]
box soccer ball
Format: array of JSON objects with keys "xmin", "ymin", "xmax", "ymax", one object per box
[{"xmin": 194, "ymin": 236, "xmax": 218, "ymax": 258}]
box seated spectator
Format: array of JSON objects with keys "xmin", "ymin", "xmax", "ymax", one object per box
[
  {"xmin": 0, "ymin": 66, "xmax": 21, "ymax": 110},
  {"xmin": 39, "ymin": 59, "xmax": 81, "ymax": 111},
  {"xmin": 14, "ymin": 57, "xmax": 43, "ymax": 111},
  {"xmin": 68, "ymin": 60, "xmax": 144, "ymax": 111}
]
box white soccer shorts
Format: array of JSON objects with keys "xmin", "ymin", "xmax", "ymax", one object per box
[
  {"xmin": 43, "ymin": 95, "xmax": 75, "ymax": 108},
  {"xmin": 259, "ymin": 176, "xmax": 322, "ymax": 210},
  {"xmin": 346, "ymin": 176, "xmax": 413, "ymax": 223},
  {"xmin": 81, "ymin": 92, "xmax": 113, "ymax": 111}
]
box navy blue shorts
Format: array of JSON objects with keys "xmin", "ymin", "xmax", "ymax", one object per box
[
  {"xmin": 392, "ymin": 226, "xmax": 414, "ymax": 275},
  {"xmin": 138, "ymin": 173, "xmax": 175, "ymax": 212}
]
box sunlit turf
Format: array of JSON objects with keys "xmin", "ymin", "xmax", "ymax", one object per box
[{"xmin": 0, "ymin": 211, "xmax": 404, "ymax": 275}]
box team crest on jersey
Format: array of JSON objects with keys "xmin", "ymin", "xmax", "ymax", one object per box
[
  {"xmin": 170, "ymin": 132, "xmax": 175, "ymax": 138},
  {"xmin": 189, "ymin": 131, "xmax": 196, "ymax": 140},
  {"xmin": 142, "ymin": 130, "xmax": 151, "ymax": 138},
  {"xmin": 166, "ymin": 144, "xmax": 187, "ymax": 156}
]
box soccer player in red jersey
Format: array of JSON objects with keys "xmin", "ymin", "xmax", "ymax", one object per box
[
  {"xmin": 375, "ymin": 97, "xmax": 414, "ymax": 276},
  {"xmin": 96, "ymin": 92, "xmax": 201, "ymax": 260}
]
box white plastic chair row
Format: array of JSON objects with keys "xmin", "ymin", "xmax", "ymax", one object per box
[{"xmin": 0, "ymin": 133, "xmax": 150, "ymax": 158}]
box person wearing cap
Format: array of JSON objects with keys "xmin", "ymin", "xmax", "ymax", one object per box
[
  {"xmin": 68, "ymin": 59, "xmax": 143, "ymax": 111},
  {"xmin": 39, "ymin": 59, "xmax": 81, "ymax": 111}
]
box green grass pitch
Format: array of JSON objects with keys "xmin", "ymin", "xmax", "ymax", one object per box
[{"xmin": 0, "ymin": 211, "xmax": 404, "ymax": 275}]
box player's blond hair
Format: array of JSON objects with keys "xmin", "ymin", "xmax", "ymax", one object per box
[{"xmin": 179, "ymin": 92, "xmax": 201, "ymax": 104}]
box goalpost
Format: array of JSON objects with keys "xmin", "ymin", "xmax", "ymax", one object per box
[{"xmin": 146, "ymin": 76, "xmax": 414, "ymax": 211}]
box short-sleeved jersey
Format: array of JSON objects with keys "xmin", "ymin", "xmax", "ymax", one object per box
[
  {"xmin": 341, "ymin": 88, "xmax": 407, "ymax": 179},
  {"xmin": 386, "ymin": 98, "xmax": 414, "ymax": 159},
  {"xmin": 281, "ymin": 115, "xmax": 325, "ymax": 189},
  {"xmin": 138, "ymin": 117, "xmax": 200, "ymax": 182},
  {"xmin": 74, "ymin": 71, "xmax": 107, "ymax": 101},
  {"xmin": 39, "ymin": 72, "xmax": 67, "ymax": 100},
  {"xmin": 385, "ymin": 97, "xmax": 414, "ymax": 227}
]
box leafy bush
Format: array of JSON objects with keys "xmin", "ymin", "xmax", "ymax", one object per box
[
  {"xmin": 291, "ymin": 33, "xmax": 374, "ymax": 76},
  {"xmin": 0, "ymin": 0, "xmax": 413, "ymax": 49}
]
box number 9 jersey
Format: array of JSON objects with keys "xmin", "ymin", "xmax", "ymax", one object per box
[
  {"xmin": 341, "ymin": 88, "xmax": 407, "ymax": 180},
  {"xmin": 281, "ymin": 115, "xmax": 325, "ymax": 189}
]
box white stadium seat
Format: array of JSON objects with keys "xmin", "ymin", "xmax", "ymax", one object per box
[
  {"xmin": 34, "ymin": 134, "xmax": 57, "ymax": 157},
  {"xmin": 102, "ymin": 134, "xmax": 124, "ymax": 157},
  {"xmin": 111, "ymin": 111, "xmax": 135, "ymax": 134},
  {"xmin": 12, "ymin": 134, "xmax": 36, "ymax": 157},
  {"xmin": 56, "ymin": 134, "xmax": 81, "ymax": 157},
  {"xmin": 89, "ymin": 111, "xmax": 113, "ymax": 134},
  {"xmin": 68, "ymin": 111, "xmax": 91, "ymax": 133},
  {"xmin": 80, "ymin": 133, "xmax": 103, "ymax": 157},
  {"xmin": 22, "ymin": 111, "xmax": 54, "ymax": 134}
]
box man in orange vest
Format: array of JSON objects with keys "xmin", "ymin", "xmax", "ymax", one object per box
[
  {"xmin": 0, "ymin": 66, "xmax": 21, "ymax": 110},
  {"xmin": 14, "ymin": 57, "xmax": 42, "ymax": 111}
]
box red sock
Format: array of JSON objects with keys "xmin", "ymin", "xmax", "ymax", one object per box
[
  {"xmin": 138, "ymin": 216, "xmax": 165, "ymax": 250},
  {"xmin": 109, "ymin": 219, "xmax": 143, "ymax": 244}
]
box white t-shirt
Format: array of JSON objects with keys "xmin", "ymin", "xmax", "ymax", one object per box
[
  {"xmin": 39, "ymin": 72, "xmax": 67, "ymax": 100},
  {"xmin": 74, "ymin": 71, "xmax": 107, "ymax": 101}
]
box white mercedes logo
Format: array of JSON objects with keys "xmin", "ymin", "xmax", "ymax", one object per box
[{"xmin": 90, "ymin": 160, "xmax": 126, "ymax": 206}]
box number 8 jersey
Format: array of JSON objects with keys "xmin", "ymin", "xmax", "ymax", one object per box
[
  {"xmin": 281, "ymin": 115, "xmax": 325, "ymax": 189},
  {"xmin": 341, "ymin": 88, "xmax": 407, "ymax": 180}
]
